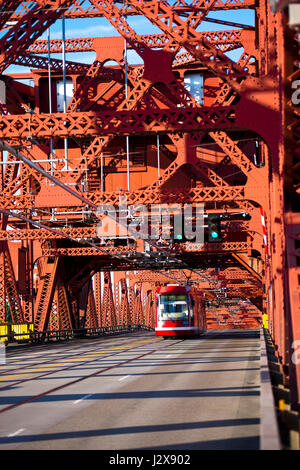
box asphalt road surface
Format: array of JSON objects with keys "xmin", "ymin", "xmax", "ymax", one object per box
[{"xmin": 0, "ymin": 329, "xmax": 260, "ymax": 450}]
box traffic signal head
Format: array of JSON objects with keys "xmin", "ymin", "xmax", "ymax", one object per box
[
  {"xmin": 207, "ymin": 214, "xmax": 222, "ymax": 242},
  {"xmin": 173, "ymin": 232, "xmax": 186, "ymax": 244}
]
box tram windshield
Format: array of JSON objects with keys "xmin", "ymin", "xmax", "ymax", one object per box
[{"xmin": 158, "ymin": 294, "xmax": 189, "ymax": 321}]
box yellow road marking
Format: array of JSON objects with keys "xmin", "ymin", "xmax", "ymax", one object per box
[{"xmin": 0, "ymin": 338, "xmax": 159, "ymax": 382}]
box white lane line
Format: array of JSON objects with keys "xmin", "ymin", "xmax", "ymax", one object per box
[
  {"xmin": 8, "ymin": 428, "xmax": 25, "ymax": 437},
  {"xmin": 118, "ymin": 375, "xmax": 130, "ymax": 381},
  {"xmin": 73, "ymin": 393, "xmax": 93, "ymax": 404}
]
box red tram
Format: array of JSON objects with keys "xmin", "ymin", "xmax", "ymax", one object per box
[{"xmin": 155, "ymin": 285, "xmax": 206, "ymax": 338}]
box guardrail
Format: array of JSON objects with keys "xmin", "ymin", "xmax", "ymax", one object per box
[
  {"xmin": 0, "ymin": 324, "xmax": 154, "ymax": 345},
  {"xmin": 260, "ymin": 327, "xmax": 282, "ymax": 450}
]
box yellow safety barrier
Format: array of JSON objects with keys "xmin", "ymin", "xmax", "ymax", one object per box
[
  {"xmin": 0, "ymin": 323, "xmax": 34, "ymax": 342},
  {"xmin": 11, "ymin": 323, "xmax": 34, "ymax": 341},
  {"xmin": 0, "ymin": 324, "xmax": 11, "ymax": 342},
  {"xmin": 262, "ymin": 314, "xmax": 269, "ymax": 329}
]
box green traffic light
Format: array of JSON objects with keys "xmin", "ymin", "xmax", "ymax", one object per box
[{"xmin": 207, "ymin": 214, "xmax": 221, "ymax": 242}]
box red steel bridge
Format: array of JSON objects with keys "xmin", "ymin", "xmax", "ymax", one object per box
[{"xmin": 0, "ymin": 0, "xmax": 299, "ymax": 441}]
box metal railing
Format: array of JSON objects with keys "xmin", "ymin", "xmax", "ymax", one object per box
[{"xmin": 0, "ymin": 324, "xmax": 154, "ymax": 345}]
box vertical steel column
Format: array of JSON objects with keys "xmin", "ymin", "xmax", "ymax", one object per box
[
  {"xmin": 47, "ymin": 27, "xmax": 54, "ymax": 176},
  {"xmin": 0, "ymin": 249, "xmax": 6, "ymax": 323},
  {"xmin": 124, "ymin": 38, "xmax": 130, "ymax": 190},
  {"xmin": 282, "ymin": 8, "xmax": 300, "ymax": 412},
  {"xmin": 62, "ymin": 12, "xmax": 69, "ymax": 171},
  {"xmin": 157, "ymin": 135, "xmax": 160, "ymax": 180},
  {"xmin": 94, "ymin": 272, "xmax": 102, "ymax": 327},
  {"xmin": 100, "ymin": 151, "xmax": 104, "ymax": 192}
]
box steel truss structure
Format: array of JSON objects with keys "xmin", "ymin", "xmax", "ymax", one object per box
[{"xmin": 0, "ymin": 0, "xmax": 300, "ymax": 416}]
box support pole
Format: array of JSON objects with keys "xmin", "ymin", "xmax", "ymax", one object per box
[
  {"xmin": 47, "ymin": 27, "xmax": 54, "ymax": 176},
  {"xmin": 62, "ymin": 12, "xmax": 69, "ymax": 171},
  {"xmin": 157, "ymin": 134, "xmax": 160, "ymax": 181},
  {"xmin": 100, "ymin": 151, "xmax": 104, "ymax": 192},
  {"xmin": 125, "ymin": 38, "xmax": 130, "ymax": 191}
]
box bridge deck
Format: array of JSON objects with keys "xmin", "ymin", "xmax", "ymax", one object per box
[{"xmin": 0, "ymin": 329, "xmax": 279, "ymax": 450}]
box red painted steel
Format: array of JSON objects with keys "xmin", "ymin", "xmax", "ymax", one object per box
[{"xmin": 0, "ymin": 0, "xmax": 299, "ymax": 423}]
